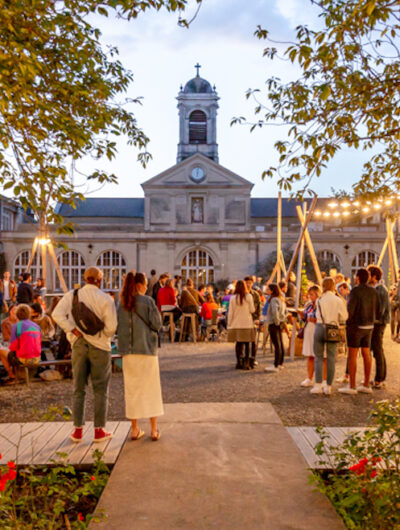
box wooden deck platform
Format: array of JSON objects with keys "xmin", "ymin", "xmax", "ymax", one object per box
[
  {"xmin": 0, "ymin": 421, "xmax": 131, "ymax": 466},
  {"xmin": 287, "ymin": 426, "xmax": 366, "ymax": 469}
]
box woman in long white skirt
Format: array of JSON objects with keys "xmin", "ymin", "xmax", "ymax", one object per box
[{"xmin": 117, "ymin": 272, "xmax": 163, "ymax": 441}]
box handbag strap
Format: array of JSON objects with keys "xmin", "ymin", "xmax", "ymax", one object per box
[
  {"xmin": 317, "ymin": 300, "xmax": 326, "ymax": 325},
  {"xmin": 133, "ymin": 306, "xmax": 158, "ymax": 333}
]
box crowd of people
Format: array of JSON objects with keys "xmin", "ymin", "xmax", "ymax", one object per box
[{"xmin": 0, "ymin": 262, "xmax": 397, "ymax": 442}]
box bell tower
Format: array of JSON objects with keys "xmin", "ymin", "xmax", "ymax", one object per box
[{"xmin": 177, "ymin": 64, "xmax": 219, "ymax": 163}]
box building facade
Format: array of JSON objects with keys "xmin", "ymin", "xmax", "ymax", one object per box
[{"xmin": 0, "ymin": 69, "xmax": 396, "ymax": 291}]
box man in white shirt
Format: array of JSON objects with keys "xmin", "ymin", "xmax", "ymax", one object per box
[{"xmin": 53, "ymin": 267, "xmax": 117, "ymax": 443}]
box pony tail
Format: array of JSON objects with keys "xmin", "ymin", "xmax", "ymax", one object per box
[{"xmin": 121, "ymin": 271, "xmax": 136, "ymax": 311}]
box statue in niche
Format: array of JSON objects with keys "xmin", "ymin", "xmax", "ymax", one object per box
[{"xmin": 191, "ymin": 198, "xmax": 204, "ymax": 223}]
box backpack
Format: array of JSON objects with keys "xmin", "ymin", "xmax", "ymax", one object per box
[{"xmin": 71, "ymin": 289, "xmax": 105, "ymax": 336}]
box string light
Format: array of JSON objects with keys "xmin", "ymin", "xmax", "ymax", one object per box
[
  {"xmin": 328, "ymin": 201, "xmax": 338, "ymax": 208},
  {"xmin": 341, "ymin": 201, "xmax": 350, "ymax": 208},
  {"xmin": 38, "ymin": 237, "xmax": 50, "ymax": 246},
  {"xmin": 342, "ymin": 211, "xmax": 350, "ymax": 217},
  {"xmin": 312, "ymin": 195, "xmax": 400, "ymax": 220},
  {"xmin": 323, "ymin": 211, "xmax": 331, "ymax": 217},
  {"xmin": 314, "ymin": 211, "xmax": 322, "ymax": 217},
  {"xmin": 362, "ymin": 207, "xmax": 370, "ymax": 213},
  {"xmin": 333, "ymin": 211, "xmax": 340, "ymax": 217}
]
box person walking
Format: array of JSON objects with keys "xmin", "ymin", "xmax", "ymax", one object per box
[
  {"xmin": 367, "ymin": 265, "xmax": 390, "ymax": 389},
  {"xmin": 0, "ymin": 271, "xmax": 17, "ymax": 307},
  {"xmin": 264, "ymin": 283, "xmax": 288, "ymax": 373},
  {"xmin": 339, "ymin": 268, "xmax": 378, "ymax": 395},
  {"xmin": 227, "ymin": 280, "xmax": 255, "ymax": 370},
  {"xmin": 310, "ymin": 277, "xmax": 348, "ymax": 395},
  {"xmin": 52, "ymin": 267, "xmax": 117, "ymax": 443},
  {"xmin": 117, "ymin": 272, "xmax": 163, "ymax": 441},
  {"xmin": 300, "ymin": 285, "xmax": 328, "ymax": 388}
]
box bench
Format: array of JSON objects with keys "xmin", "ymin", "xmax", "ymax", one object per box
[{"xmin": 21, "ymin": 354, "xmax": 123, "ymax": 384}]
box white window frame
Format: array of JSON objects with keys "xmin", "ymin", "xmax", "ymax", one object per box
[
  {"xmin": 181, "ymin": 249, "xmax": 214, "ymax": 287},
  {"xmin": 13, "ymin": 250, "xmax": 42, "ymax": 282},
  {"xmin": 96, "ymin": 250, "xmax": 127, "ymax": 291},
  {"xmin": 351, "ymin": 250, "xmax": 379, "ymax": 275},
  {"xmin": 55, "ymin": 250, "xmax": 86, "ymax": 291}
]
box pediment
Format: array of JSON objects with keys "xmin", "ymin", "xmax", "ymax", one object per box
[{"xmin": 141, "ymin": 154, "xmax": 253, "ymax": 191}]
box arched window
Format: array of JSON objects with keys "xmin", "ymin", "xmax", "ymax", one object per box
[
  {"xmin": 13, "ymin": 250, "xmax": 42, "ymax": 282},
  {"xmin": 189, "ymin": 110, "xmax": 207, "ymax": 144},
  {"xmin": 181, "ymin": 249, "xmax": 214, "ymax": 287},
  {"xmin": 317, "ymin": 250, "xmax": 342, "ymax": 273},
  {"xmin": 352, "ymin": 251, "xmax": 379, "ymax": 275},
  {"xmin": 96, "ymin": 250, "xmax": 127, "ymax": 291},
  {"xmin": 55, "ymin": 251, "xmax": 86, "ymax": 291}
]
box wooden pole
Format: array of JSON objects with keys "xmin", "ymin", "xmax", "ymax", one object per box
[
  {"xmin": 279, "ymin": 250, "xmax": 287, "ymax": 277},
  {"xmin": 277, "ymin": 192, "xmax": 282, "ymax": 282},
  {"xmin": 286, "ymin": 196, "xmax": 318, "ymax": 282},
  {"xmin": 26, "ymin": 237, "xmax": 39, "ymax": 273},
  {"xmin": 41, "ymin": 241, "xmax": 47, "ymax": 288},
  {"xmin": 386, "ymin": 218, "xmax": 396, "ymax": 286},
  {"xmin": 289, "ymin": 204, "xmax": 306, "ymax": 361},
  {"xmin": 296, "ymin": 206, "xmax": 323, "ymax": 286},
  {"xmin": 377, "ymin": 237, "xmax": 388, "ymax": 267},
  {"xmin": 389, "ymin": 221, "xmax": 399, "ymax": 282},
  {"xmin": 48, "ymin": 242, "xmax": 68, "ymax": 293}
]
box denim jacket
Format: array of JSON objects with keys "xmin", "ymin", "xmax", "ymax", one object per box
[{"xmin": 117, "ymin": 294, "xmax": 162, "ymax": 355}]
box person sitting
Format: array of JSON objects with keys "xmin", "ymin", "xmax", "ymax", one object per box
[
  {"xmin": 0, "ymin": 305, "xmax": 18, "ymax": 381},
  {"xmin": 34, "ymin": 278, "xmax": 47, "ymax": 298},
  {"xmin": 157, "ymin": 278, "xmax": 182, "ymax": 324},
  {"xmin": 33, "ymin": 293, "xmax": 47, "ymax": 314},
  {"xmin": 30, "ymin": 302, "xmax": 55, "ymax": 360},
  {"xmin": 200, "ymin": 292, "xmax": 219, "ymax": 337},
  {"xmin": 1, "ymin": 304, "xmax": 41, "ymax": 384}
]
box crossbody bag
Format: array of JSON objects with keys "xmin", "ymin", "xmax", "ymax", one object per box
[{"xmin": 317, "ymin": 300, "xmax": 345, "ymax": 343}]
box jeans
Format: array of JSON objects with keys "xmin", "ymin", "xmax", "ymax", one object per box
[
  {"xmin": 71, "ymin": 337, "xmax": 111, "ymax": 428},
  {"xmin": 371, "ymin": 323, "xmax": 386, "ymax": 383},
  {"xmin": 314, "ymin": 323, "xmax": 338, "ymax": 385},
  {"xmin": 268, "ymin": 324, "xmax": 284, "ymax": 367},
  {"xmin": 235, "ymin": 342, "xmax": 250, "ymax": 367}
]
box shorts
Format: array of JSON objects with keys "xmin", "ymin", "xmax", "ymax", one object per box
[
  {"xmin": 346, "ymin": 326, "xmax": 373, "ymax": 349},
  {"xmin": 0, "ymin": 341, "xmax": 9, "ymax": 350},
  {"xmin": 7, "ymin": 351, "xmax": 40, "ymax": 367}
]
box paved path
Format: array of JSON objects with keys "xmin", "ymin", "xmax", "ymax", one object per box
[{"xmin": 91, "ymin": 403, "xmax": 343, "ymax": 529}]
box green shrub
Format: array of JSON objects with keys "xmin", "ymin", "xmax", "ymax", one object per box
[{"xmin": 312, "ymin": 399, "xmax": 400, "ymax": 529}]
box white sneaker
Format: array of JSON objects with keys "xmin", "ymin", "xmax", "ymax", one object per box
[
  {"xmin": 264, "ymin": 366, "xmax": 278, "ymax": 373},
  {"xmin": 338, "ymin": 386, "xmax": 358, "ymax": 395},
  {"xmin": 300, "ymin": 378, "xmax": 313, "ymax": 387},
  {"xmin": 356, "ymin": 384, "xmax": 373, "ymax": 394},
  {"xmin": 336, "ymin": 375, "xmax": 349, "ymax": 384},
  {"xmin": 323, "ymin": 385, "xmax": 332, "ymax": 395},
  {"xmin": 310, "ymin": 384, "xmax": 323, "ymax": 395},
  {"xmin": 322, "ymin": 380, "xmax": 328, "ymax": 390},
  {"xmin": 277, "ymin": 365, "xmax": 285, "ymax": 371}
]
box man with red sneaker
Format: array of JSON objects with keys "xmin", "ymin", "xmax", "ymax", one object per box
[{"xmin": 53, "ymin": 267, "xmax": 117, "ymax": 443}]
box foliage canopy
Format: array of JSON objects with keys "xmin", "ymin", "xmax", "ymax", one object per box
[{"xmin": 235, "ymin": 0, "xmax": 400, "ymax": 199}]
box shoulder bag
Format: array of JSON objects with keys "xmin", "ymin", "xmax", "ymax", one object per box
[{"xmin": 317, "ymin": 300, "xmax": 344, "ymax": 343}]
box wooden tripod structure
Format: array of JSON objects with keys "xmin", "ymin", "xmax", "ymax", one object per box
[
  {"xmin": 25, "ymin": 230, "xmax": 68, "ymax": 293},
  {"xmin": 268, "ymin": 192, "xmax": 287, "ymax": 283},
  {"xmin": 377, "ymin": 215, "xmax": 399, "ymax": 285}
]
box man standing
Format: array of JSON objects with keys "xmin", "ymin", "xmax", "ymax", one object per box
[
  {"xmin": 0, "ymin": 271, "xmax": 17, "ymax": 307},
  {"xmin": 244, "ymin": 276, "xmax": 261, "ymax": 369},
  {"xmin": 146, "ymin": 269, "xmax": 157, "ymax": 296},
  {"xmin": 152, "ymin": 273, "xmax": 168, "ymax": 304},
  {"xmin": 16, "ymin": 273, "xmax": 34, "ymax": 304},
  {"xmin": 339, "ymin": 268, "xmax": 379, "ymax": 395},
  {"xmin": 52, "ymin": 267, "xmax": 117, "ymax": 443},
  {"xmin": 367, "ymin": 265, "xmax": 390, "ymax": 389}
]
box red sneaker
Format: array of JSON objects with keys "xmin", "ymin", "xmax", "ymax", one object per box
[
  {"xmin": 94, "ymin": 428, "xmax": 113, "ymax": 443},
  {"xmin": 70, "ymin": 427, "xmax": 83, "ymax": 443}
]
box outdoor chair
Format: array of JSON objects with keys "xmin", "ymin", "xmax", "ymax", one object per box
[
  {"xmin": 179, "ymin": 313, "xmax": 197, "ymax": 343},
  {"xmin": 205, "ymin": 309, "xmax": 219, "ymax": 341},
  {"xmin": 161, "ymin": 311, "xmax": 175, "ymax": 343}
]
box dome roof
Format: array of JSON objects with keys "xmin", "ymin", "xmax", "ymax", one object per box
[{"xmin": 183, "ymin": 76, "xmax": 213, "ymax": 94}]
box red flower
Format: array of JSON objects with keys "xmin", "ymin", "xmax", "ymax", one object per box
[
  {"xmin": 7, "ymin": 461, "xmax": 15, "ymax": 470},
  {"xmin": 371, "ymin": 457, "xmax": 382, "ymax": 465},
  {"xmin": 78, "ymin": 513, "xmax": 84, "ymax": 522},
  {"xmin": 0, "ymin": 453, "xmax": 2, "ymax": 460},
  {"xmin": 371, "ymin": 470, "xmax": 377, "ymax": 479},
  {"xmin": 0, "ymin": 478, "xmax": 7, "ymax": 492},
  {"xmin": 7, "ymin": 469, "xmax": 16, "ymax": 481},
  {"xmin": 90, "ymin": 475, "xmax": 95, "ymax": 481}
]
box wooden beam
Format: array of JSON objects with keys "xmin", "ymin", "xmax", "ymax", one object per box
[
  {"xmin": 277, "ymin": 192, "xmax": 282, "ymax": 282},
  {"xmin": 296, "ymin": 206, "xmax": 323, "ymax": 286},
  {"xmin": 386, "ymin": 218, "xmax": 396, "ymax": 286},
  {"xmin": 25, "ymin": 237, "xmax": 39, "ymax": 273},
  {"xmin": 286, "ymin": 196, "xmax": 318, "ymax": 282},
  {"xmin": 389, "ymin": 221, "xmax": 399, "ymax": 282},
  {"xmin": 279, "ymin": 250, "xmax": 287, "ymax": 277},
  {"xmin": 377, "ymin": 237, "xmax": 388, "ymax": 267},
  {"xmin": 48, "ymin": 242, "xmax": 68, "ymax": 293},
  {"xmin": 41, "ymin": 241, "xmax": 47, "ymax": 288}
]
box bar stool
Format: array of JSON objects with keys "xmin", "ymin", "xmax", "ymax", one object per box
[
  {"xmin": 161, "ymin": 312, "xmax": 175, "ymax": 343},
  {"xmin": 179, "ymin": 313, "xmax": 197, "ymax": 343}
]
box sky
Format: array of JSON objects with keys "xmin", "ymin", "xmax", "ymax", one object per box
[{"xmin": 75, "ymin": 0, "xmax": 368, "ymax": 199}]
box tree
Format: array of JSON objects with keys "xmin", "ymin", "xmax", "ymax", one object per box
[
  {"xmin": 234, "ymin": 0, "xmax": 400, "ymax": 199},
  {"xmin": 0, "ymin": 0, "xmax": 202, "ymax": 235}
]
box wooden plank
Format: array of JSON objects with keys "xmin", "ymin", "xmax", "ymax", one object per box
[
  {"xmin": 80, "ymin": 421, "xmax": 120, "ymax": 465},
  {"xmin": 0, "ymin": 423, "xmax": 24, "ymax": 459},
  {"xmin": 286, "ymin": 427, "xmax": 317, "ymax": 468},
  {"xmin": 63, "ymin": 421, "xmax": 96, "ymax": 464},
  {"xmin": 102, "ymin": 422, "xmax": 131, "ymax": 465},
  {"xmin": 16, "ymin": 422, "xmax": 56, "ymax": 465},
  {"xmin": 33, "ymin": 422, "xmax": 73, "ymax": 465},
  {"xmin": 1, "ymin": 423, "xmax": 44, "ymax": 462},
  {"xmin": 326, "ymin": 427, "xmax": 347, "ymax": 445}
]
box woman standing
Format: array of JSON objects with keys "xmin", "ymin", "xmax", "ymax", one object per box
[
  {"xmin": 227, "ymin": 280, "xmax": 255, "ymax": 370},
  {"xmin": 300, "ymin": 285, "xmax": 328, "ymax": 387},
  {"xmin": 264, "ymin": 283, "xmax": 288, "ymax": 373},
  {"xmin": 310, "ymin": 277, "xmax": 348, "ymax": 396},
  {"xmin": 118, "ymin": 272, "xmax": 163, "ymax": 441}
]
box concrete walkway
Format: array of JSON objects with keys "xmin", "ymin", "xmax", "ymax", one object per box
[{"xmin": 91, "ymin": 403, "xmax": 343, "ymax": 529}]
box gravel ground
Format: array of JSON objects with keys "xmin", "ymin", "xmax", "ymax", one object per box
[{"xmin": 1, "ymin": 330, "xmax": 399, "ymax": 426}]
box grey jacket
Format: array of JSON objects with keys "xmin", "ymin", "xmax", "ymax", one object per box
[
  {"xmin": 265, "ymin": 297, "xmax": 287, "ymax": 326},
  {"xmin": 117, "ymin": 294, "xmax": 162, "ymax": 355}
]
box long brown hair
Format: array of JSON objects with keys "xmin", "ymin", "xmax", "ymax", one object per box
[
  {"xmin": 267, "ymin": 283, "xmax": 282, "ymax": 302},
  {"xmin": 120, "ymin": 272, "xmax": 147, "ymax": 312},
  {"xmin": 234, "ymin": 280, "xmax": 247, "ymax": 305}
]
